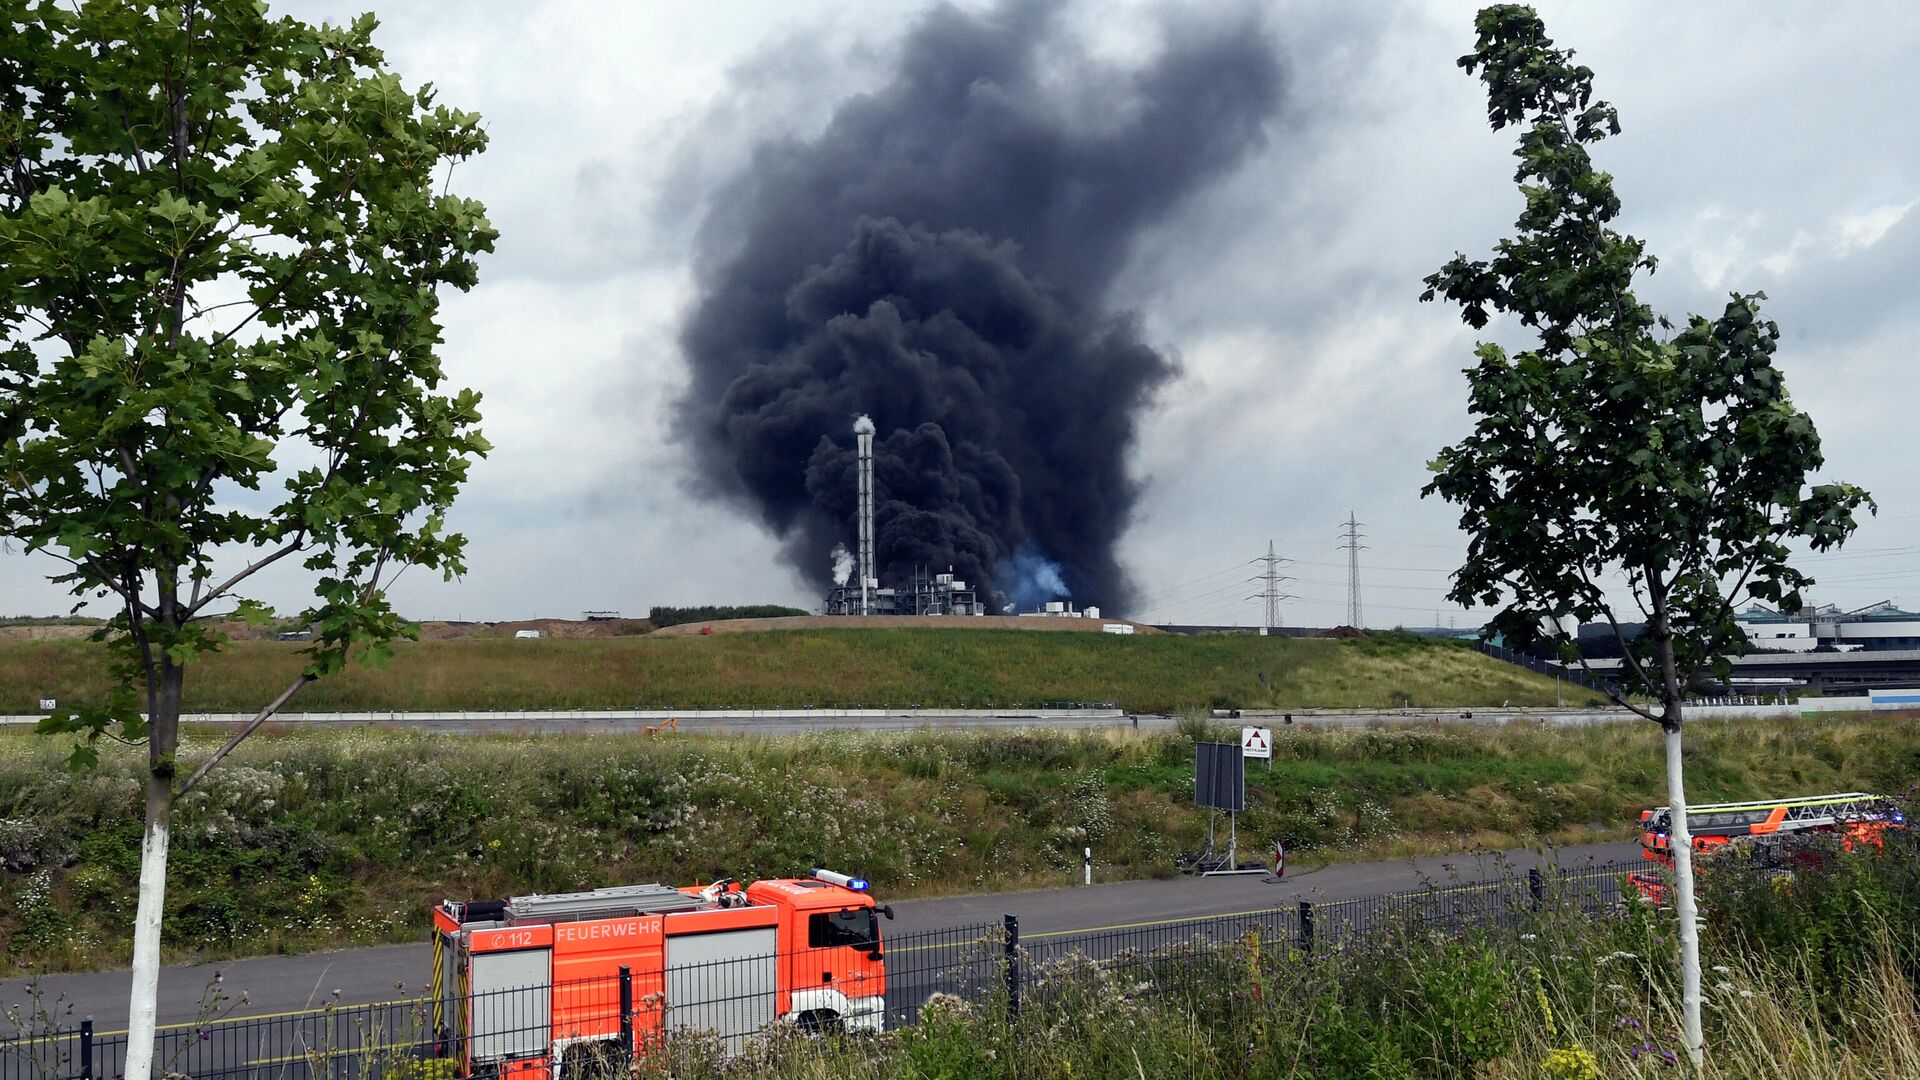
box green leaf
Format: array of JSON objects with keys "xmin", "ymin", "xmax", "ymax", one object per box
[
  {"xmin": 1419, "ymin": 5, "xmax": 1870, "ymax": 704},
  {"xmin": 0, "ymin": 3, "xmax": 492, "ymax": 785}
]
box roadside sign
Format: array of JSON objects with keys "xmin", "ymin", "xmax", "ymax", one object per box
[
  {"xmin": 1241, "ymin": 726, "xmax": 1273, "ymax": 759},
  {"xmin": 38, "ymin": 699, "xmax": 55, "ymax": 711},
  {"xmin": 1194, "ymin": 743, "xmax": 1245, "ymax": 811}
]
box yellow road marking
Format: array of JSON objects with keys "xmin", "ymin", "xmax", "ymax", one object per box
[
  {"xmin": 245, "ymin": 1038, "xmax": 425, "ymax": 1068},
  {"xmin": 887, "ymin": 904, "xmax": 1293, "ymax": 954},
  {"xmin": 93, "ymin": 1000, "xmax": 430, "ymax": 1038}
]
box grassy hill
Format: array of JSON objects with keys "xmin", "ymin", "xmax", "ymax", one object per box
[{"xmin": 0, "ymin": 629, "xmax": 1603, "ymax": 713}]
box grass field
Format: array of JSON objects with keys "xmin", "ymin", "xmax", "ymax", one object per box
[
  {"xmin": 3, "ymin": 714, "xmax": 1915, "ymax": 973},
  {"xmin": 0, "ymin": 628, "xmax": 1604, "ymax": 713}
]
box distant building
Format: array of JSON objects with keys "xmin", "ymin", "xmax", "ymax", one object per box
[
  {"xmin": 1018, "ymin": 601, "xmax": 1101, "ymax": 619},
  {"xmin": 1738, "ymin": 602, "xmax": 1920, "ymax": 652},
  {"xmin": 825, "ymin": 567, "xmax": 986, "ymax": 616}
]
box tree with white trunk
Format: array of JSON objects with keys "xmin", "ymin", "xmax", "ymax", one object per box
[
  {"xmin": 1420, "ymin": 5, "xmax": 1872, "ymax": 1069},
  {"xmin": 0, "ymin": 4, "xmax": 493, "ymax": 1075}
]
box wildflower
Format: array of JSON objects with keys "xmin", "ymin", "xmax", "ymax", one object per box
[
  {"xmin": 1521, "ymin": 933, "xmax": 1538, "ymax": 941},
  {"xmin": 1542, "ymin": 1045, "xmax": 1601, "ymax": 1080}
]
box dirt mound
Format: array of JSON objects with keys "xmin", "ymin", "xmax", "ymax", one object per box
[
  {"xmin": 0, "ymin": 623, "xmax": 100, "ymax": 641},
  {"xmin": 0, "ymin": 618, "xmax": 658, "ymax": 643},
  {"xmin": 421, "ymin": 618, "xmax": 656, "ymax": 640},
  {"xmin": 649, "ymin": 614, "xmax": 1160, "ymax": 636},
  {"xmin": 1317, "ymin": 625, "xmax": 1370, "ymax": 639}
]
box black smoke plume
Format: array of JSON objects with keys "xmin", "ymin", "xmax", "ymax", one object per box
[{"xmin": 677, "ymin": 2, "xmax": 1282, "ymax": 612}]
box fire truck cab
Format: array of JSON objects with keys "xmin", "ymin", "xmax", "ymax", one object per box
[{"xmin": 431, "ymin": 869, "xmax": 892, "ymax": 1076}]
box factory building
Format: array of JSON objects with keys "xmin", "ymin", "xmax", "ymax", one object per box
[
  {"xmin": 1738, "ymin": 602, "xmax": 1920, "ymax": 652},
  {"xmin": 822, "ymin": 415, "xmax": 1049, "ymax": 618},
  {"xmin": 825, "ymin": 568, "xmax": 987, "ymax": 616},
  {"xmin": 1018, "ymin": 601, "xmax": 1102, "ymax": 619}
]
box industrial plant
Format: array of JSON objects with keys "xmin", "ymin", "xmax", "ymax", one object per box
[{"xmin": 820, "ymin": 415, "xmax": 1044, "ymax": 618}]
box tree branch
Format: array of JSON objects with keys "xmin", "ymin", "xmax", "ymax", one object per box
[
  {"xmin": 177, "ymin": 540, "xmax": 395, "ymax": 798},
  {"xmin": 1, "ymin": 467, "xmax": 161, "ymax": 618},
  {"xmin": 173, "ymin": 670, "xmax": 313, "ymax": 798},
  {"xmin": 1570, "ymin": 562, "xmax": 1660, "ymax": 699},
  {"xmin": 184, "ymin": 536, "xmax": 307, "ymax": 617},
  {"xmin": 1679, "ymin": 536, "xmax": 1771, "ymax": 689},
  {"xmin": 210, "ymin": 161, "xmax": 365, "ymax": 350},
  {"xmin": 1571, "ymin": 652, "xmax": 1660, "ymax": 721}
]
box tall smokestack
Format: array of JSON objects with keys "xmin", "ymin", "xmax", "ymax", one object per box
[{"xmin": 854, "ymin": 414, "xmax": 876, "ymax": 615}]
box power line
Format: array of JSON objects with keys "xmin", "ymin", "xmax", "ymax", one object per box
[
  {"xmin": 1338, "ymin": 511, "xmax": 1366, "ymax": 628},
  {"xmin": 1132, "ymin": 562, "xmax": 1267, "ymax": 619},
  {"xmin": 1246, "ymin": 540, "xmax": 1295, "ymax": 632}
]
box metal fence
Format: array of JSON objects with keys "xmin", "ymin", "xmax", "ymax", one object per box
[
  {"xmin": 3, "ymin": 994, "xmax": 448, "ymax": 1080},
  {"xmin": 2, "ymin": 866, "xmax": 1640, "ymax": 1079},
  {"xmin": 1478, "ymin": 643, "xmax": 1605, "ymax": 692}
]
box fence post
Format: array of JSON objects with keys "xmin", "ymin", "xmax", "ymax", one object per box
[
  {"xmin": 618, "ymin": 965, "xmax": 634, "ymax": 1066},
  {"xmin": 1297, "ymin": 900, "xmax": 1314, "ymax": 955},
  {"xmin": 80, "ymin": 1018, "xmax": 94, "ymax": 1080},
  {"xmin": 1002, "ymin": 913, "xmax": 1022, "ymax": 1024},
  {"xmin": 1528, "ymin": 867, "xmax": 1545, "ymax": 911}
]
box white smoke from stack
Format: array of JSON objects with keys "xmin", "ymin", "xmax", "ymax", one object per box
[
  {"xmin": 853, "ymin": 414, "xmax": 875, "ymax": 435},
  {"xmin": 830, "ymin": 544, "xmax": 854, "ymax": 586}
]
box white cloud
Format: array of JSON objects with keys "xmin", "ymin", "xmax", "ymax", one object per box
[{"xmin": 1836, "ymin": 198, "xmax": 1918, "ymax": 254}]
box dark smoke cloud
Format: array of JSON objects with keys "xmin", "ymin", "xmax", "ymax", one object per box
[{"xmin": 676, "ymin": 1, "xmax": 1283, "ymax": 612}]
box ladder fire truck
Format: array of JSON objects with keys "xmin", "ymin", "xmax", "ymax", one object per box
[
  {"xmin": 429, "ymin": 869, "xmax": 894, "ymax": 1075},
  {"xmin": 1630, "ymin": 792, "xmax": 1905, "ymax": 901}
]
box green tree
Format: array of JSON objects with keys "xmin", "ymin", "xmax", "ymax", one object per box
[
  {"xmin": 0, "ymin": 3, "xmax": 494, "ymax": 1073},
  {"xmin": 1420, "ymin": 6, "xmax": 1870, "ymax": 1066}
]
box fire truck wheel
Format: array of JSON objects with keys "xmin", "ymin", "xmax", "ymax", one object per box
[{"xmin": 796, "ymin": 1009, "xmax": 843, "ymax": 1037}]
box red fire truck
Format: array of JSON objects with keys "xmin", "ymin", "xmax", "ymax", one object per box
[
  {"xmin": 430, "ymin": 869, "xmax": 894, "ymax": 1075},
  {"xmin": 1629, "ymin": 792, "xmax": 1905, "ymax": 901}
]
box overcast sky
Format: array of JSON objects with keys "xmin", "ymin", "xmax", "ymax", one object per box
[{"xmin": 4, "ymin": 0, "xmax": 1916, "ymax": 627}]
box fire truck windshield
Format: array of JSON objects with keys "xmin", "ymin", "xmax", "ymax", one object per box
[{"xmin": 810, "ymin": 908, "xmax": 879, "ymax": 953}]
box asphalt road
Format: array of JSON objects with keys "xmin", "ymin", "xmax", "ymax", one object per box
[{"xmin": 4, "ymin": 840, "xmax": 1640, "ymax": 1034}]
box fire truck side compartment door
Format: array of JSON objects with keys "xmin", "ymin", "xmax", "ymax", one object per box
[
  {"xmin": 664, "ymin": 927, "xmax": 777, "ymax": 1054},
  {"xmin": 470, "ymin": 947, "xmax": 551, "ymax": 1062}
]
